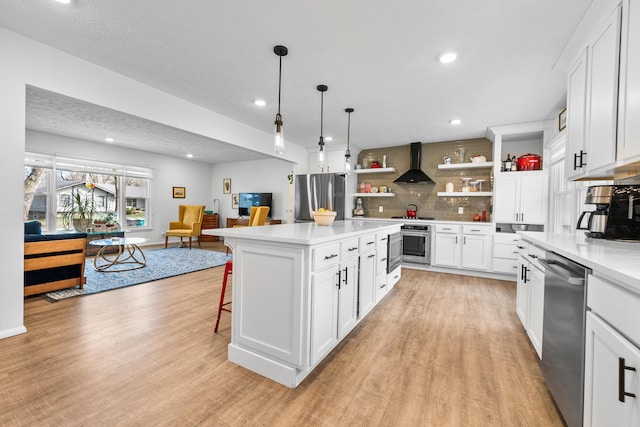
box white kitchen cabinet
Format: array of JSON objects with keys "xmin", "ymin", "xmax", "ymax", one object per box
[
  {"xmin": 566, "ymin": 5, "xmax": 622, "ymax": 180},
  {"xmin": 433, "ymin": 224, "xmax": 491, "ymax": 271},
  {"xmin": 566, "ymin": 48, "xmax": 589, "ymax": 180},
  {"xmin": 461, "ymin": 226, "xmax": 492, "ymax": 270},
  {"xmin": 515, "ymin": 240, "xmax": 545, "ymax": 359},
  {"xmin": 337, "ymin": 257, "xmax": 358, "ymax": 339},
  {"xmin": 618, "ymin": 0, "xmax": 640, "ymax": 162},
  {"xmin": 584, "ymin": 274, "xmax": 640, "ymax": 426},
  {"xmin": 493, "ymin": 172, "xmax": 547, "ymax": 224},
  {"xmin": 492, "ymin": 232, "xmax": 520, "ymax": 275},
  {"xmin": 358, "ymin": 249, "xmax": 377, "ymax": 319},
  {"xmin": 433, "ymin": 225, "xmax": 460, "ymax": 267},
  {"xmin": 527, "ymin": 260, "xmax": 545, "ymax": 359},
  {"xmin": 375, "ymin": 232, "xmax": 389, "ymax": 303},
  {"xmin": 516, "ymin": 251, "xmax": 530, "ymax": 328},
  {"xmin": 311, "ymin": 241, "xmax": 359, "ymax": 365},
  {"xmin": 584, "ymin": 312, "xmax": 640, "ymax": 427},
  {"xmin": 311, "ymin": 265, "xmax": 339, "ymax": 365}
]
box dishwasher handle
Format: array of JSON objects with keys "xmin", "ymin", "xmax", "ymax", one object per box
[{"xmin": 537, "ymin": 258, "xmax": 586, "ymax": 286}]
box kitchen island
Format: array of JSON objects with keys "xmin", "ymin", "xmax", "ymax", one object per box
[{"xmin": 202, "ymin": 220, "xmax": 401, "ymax": 387}]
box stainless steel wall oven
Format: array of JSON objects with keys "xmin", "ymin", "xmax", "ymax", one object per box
[{"xmin": 401, "ymin": 224, "xmax": 431, "ymax": 264}]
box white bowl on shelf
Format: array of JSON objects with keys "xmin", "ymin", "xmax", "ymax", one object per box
[{"xmin": 312, "ymin": 211, "xmax": 337, "ymax": 226}]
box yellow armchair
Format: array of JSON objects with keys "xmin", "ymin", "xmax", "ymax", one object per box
[{"xmin": 165, "ymin": 205, "xmax": 205, "ymax": 249}]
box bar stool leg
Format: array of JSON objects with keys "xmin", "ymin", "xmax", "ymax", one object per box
[{"xmin": 214, "ymin": 260, "xmax": 233, "ymax": 333}]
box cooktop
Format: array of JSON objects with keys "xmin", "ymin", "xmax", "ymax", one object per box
[{"xmin": 390, "ymin": 216, "xmax": 435, "ymax": 220}]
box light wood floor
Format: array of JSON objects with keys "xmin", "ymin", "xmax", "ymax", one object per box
[{"xmin": 1, "ymin": 241, "xmax": 563, "ymax": 426}]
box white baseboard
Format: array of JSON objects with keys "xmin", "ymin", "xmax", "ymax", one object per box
[{"xmin": 0, "ymin": 325, "xmax": 27, "ymax": 340}]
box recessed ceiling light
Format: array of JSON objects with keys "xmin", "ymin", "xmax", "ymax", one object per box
[
  {"xmin": 104, "ymin": 137, "xmax": 115, "ymax": 142},
  {"xmin": 449, "ymin": 119, "xmax": 462, "ymax": 125},
  {"xmin": 437, "ymin": 51, "xmax": 458, "ymax": 64},
  {"xmin": 54, "ymin": 0, "xmax": 71, "ymax": 4},
  {"xmin": 186, "ymin": 153, "xmax": 194, "ymax": 158},
  {"xmin": 325, "ymin": 136, "xmax": 333, "ymax": 142},
  {"xmin": 254, "ymin": 99, "xmax": 266, "ymax": 107}
]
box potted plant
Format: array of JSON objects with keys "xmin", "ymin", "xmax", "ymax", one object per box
[{"xmin": 61, "ymin": 183, "xmax": 96, "ymax": 231}]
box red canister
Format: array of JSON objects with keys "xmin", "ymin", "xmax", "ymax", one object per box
[{"xmin": 517, "ymin": 154, "xmax": 541, "ymax": 171}]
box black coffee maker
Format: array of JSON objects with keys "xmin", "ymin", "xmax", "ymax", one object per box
[
  {"xmin": 604, "ymin": 185, "xmax": 640, "ymax": 241},
  {"xmin": 577, "ymin": 185, "xmax": 612, "ymax": 238}
]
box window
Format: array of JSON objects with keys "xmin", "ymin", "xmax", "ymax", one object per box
[{"xmin": 24, "ymin": 153, "xmax": 153, "ymax": 232}]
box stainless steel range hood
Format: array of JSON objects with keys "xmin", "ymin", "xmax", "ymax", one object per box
[{"xmin": 393, "ymin": 142, "xmax": 434, "ymax": 184}]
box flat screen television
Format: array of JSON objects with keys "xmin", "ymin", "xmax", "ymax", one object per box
[{"xmin": 238, "ymin": 192, "xmax": 273, "ymax": 218}]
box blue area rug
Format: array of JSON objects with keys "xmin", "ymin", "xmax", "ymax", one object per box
[{"xmin": 43, "ymin": 247, "xmax": 231, "ymax": 301}]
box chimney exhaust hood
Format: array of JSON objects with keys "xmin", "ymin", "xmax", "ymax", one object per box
[{"xmin": 393, "ymin": 142, "xmax": 434, "ymax": 184}]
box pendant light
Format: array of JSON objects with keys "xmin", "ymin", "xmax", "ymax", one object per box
[
  {"xmin": 273, "ymin": 45, "xmax": 288, "ymax": 154},
  {"xmin": 344, "ymin": 108, "xmax": 354, "ymax": 175},
  {"xmin": 317, "ymin": 84, "xmax": 328, "ymax": 167}
]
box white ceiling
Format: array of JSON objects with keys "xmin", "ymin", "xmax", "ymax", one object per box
[{"xmin": 1, "ymin": 0, "xmax": 593, "ymax": 163}]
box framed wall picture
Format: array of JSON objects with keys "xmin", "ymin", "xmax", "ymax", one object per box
[
  {"xmin": 172, "ymin": 186, "xmax": 186, "ymax": 198},
  {"xmin": 559, "ymin": 108, "xmax": 567, "ymax": 131},
  {"xmin": 223, "ymin": 178, "xmax": 231, "ymax": 194},
  {"xmin": 232, "ymin": 193, "xmax": 239, "ymax": 209}
]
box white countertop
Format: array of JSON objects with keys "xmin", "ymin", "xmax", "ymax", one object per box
[
  {"xmin": 202, "ymin": 220, "xmax": 401, "ymax": 245},
  {"xmin": 518, "ymin": 231, "xmax": 640, "ymax": 292}
]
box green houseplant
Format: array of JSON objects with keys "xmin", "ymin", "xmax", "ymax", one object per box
[{"xmin": 61, "ymin": 184, "xmax": 96, "ymax": 231}]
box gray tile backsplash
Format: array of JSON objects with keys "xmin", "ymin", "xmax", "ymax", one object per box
[{"xmin": 356, "ymin": 138, "xmax": 493, "ymax": 221}]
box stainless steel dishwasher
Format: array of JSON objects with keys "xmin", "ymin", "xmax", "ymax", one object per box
[{"xmin": 538, "ymin": 252, "xmax": 591, "ymax": 427}]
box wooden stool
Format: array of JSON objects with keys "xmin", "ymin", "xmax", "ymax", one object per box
[{"xmin": 214, "ymin": 259, "xmax": 233, "ymax": 333}]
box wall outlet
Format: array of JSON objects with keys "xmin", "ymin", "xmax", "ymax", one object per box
[
  {"xmin": 378, "ymin": 205, "xmax": 384, "ymax": 213},
  {"xmin": 458, "ymin": 207, "xmax": 464, "ymax": 214}
]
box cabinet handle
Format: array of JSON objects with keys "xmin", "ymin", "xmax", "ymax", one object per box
[
  {"xmin": 455, "ymin": 236, "xmax": 458, "ymax": 244},
  {"xmin": 515, "ymin": 213, "xmax": 518, "ymax": 221},
  {"xmin": 443, "ymin": 227, "xmax": 452, "ymax": 231},
  {"xmin": 367, "ymin": 254, "xmax": 376, "ymax": 259},
  {"xmin": 343, "ymin": 267, "xmax": 348, "ymax": 286},
  {"xmin": 380, "ymin": 283, "xmax": 386, "ymax": 289},
  {"xmin": 580, "ymin": 150, "xmax": 587, "ymax": 167},
  {"xmin": 523, "ymin": 266, "xmax": 530, "ymax": 283},
  {"xmin": 463, "ymin": 236, "xmax": 466, "ymax": 245},
  {"xmin": 367, "ymin": 241, "xmax": 375, "ymax": 245},
  {"xmin": 470, "ymin": 229, "xmax": 481, "ymax": 232},
  {"xmin": 516, "ymin": 245, "xmax": 525, "ymax": 249},
  {"xmin": 335, "ymin": 271, "xmax": 341, "ymax": 289},
  {"xmin": 619, "ymin": 357, "xmax": 637, "ymax": 402},
  {"xmin": 393, "ymin": 275, "xmax": 399, "ymax": 279},
  {"xmin": 380, "ymin": 257, "xmax": 387, "ymax": 262},
  {"xmin": 381, "ymin": 237, "xmax": 388, "ymax": 241},
  {"xmin": 348, "ymin": 247, "xmax": 358, "ymax": 252},
  {"xmin": 521, "ymin": 213, "xmax": 524, "ymax": 222},
  {"xmin": 573, "ymin": 152, "xmax": 580, "ymax": 170},
  {"xmin": 324, "ymin": 254, "xmax": 338, "ymax": 260}
]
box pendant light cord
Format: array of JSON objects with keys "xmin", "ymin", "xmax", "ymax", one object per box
[
  {"xmin": 320, "ymin": 91, "xmax": 324, "ymax": 138},
  {"xmin": 277, "ymin": 55, "xmax": 282, "ymax": 115},
  {"xmin": 347, "ymin": 111, "xmax": 351, "ymax": 150}
]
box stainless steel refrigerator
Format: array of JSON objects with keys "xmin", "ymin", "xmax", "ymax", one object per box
[{"xmin": 294, "ymin": 173, "xmax": 346, "ymax": 222}]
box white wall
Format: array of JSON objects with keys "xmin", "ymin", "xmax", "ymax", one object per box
[
  {"xmin": 0, "ymin": 27, "xmax": 308, "ymax": 339},
  {"xmin": 211, "ymin": 158, "xmax": 301, "ymax": 226}
]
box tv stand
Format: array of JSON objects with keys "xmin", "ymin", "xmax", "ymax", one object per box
[{"xmin": 226, "ymin": 218, "xmax": 282, "ymax": 228}]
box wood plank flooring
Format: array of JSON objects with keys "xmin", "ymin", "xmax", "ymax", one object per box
[{"xmin": 0, "ymin": 242, "xmax": 563, "ymax": 426}]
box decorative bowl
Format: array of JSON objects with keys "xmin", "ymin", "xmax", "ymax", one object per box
[{"xmin": 313, "ymin": 210, "xmax": 337, "ymax": 226}]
